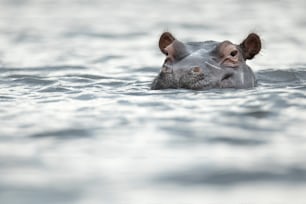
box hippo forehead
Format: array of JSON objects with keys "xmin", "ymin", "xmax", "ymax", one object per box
[
  {"xmin": 186, "ymin": 40, "xmax": 219, "ymax": 53},
  {"xmin": 172, "ymin": 40, "xmax": 244, "ymax": 69},
  {"xmin": 175, "ymin": 41, "xmax": 220, "ymax": 66}
]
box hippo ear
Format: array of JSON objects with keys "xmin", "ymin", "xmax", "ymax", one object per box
[
  {"xmin": 159, "ymin": 32, "xmax": 176, "ymax": 55},
  {"xmin": 239, "ymin": 33, "xmax": 261, "ymax": 60}
]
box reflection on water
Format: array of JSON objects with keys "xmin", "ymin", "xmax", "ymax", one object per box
[{"xmin": 1, "ymin": 0, "xmax": 306, "ymax": 203}]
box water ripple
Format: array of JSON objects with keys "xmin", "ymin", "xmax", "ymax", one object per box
[
  {"xmin": 158, "ymin": 166, "xmax": 306, "ymax": 186},
  {"xmin": 0, "ymin": 65, "xmax": 87, "ymax": 73},
  {"xmin": 8, "ymin": 75, "xmax": 56, "ymax": 86},
  {"xmin": 31, "ymin": 128, "xmax": 93, "ymax": 139}
]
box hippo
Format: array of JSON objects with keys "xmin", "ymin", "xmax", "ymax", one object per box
[{"xmin": 151, "ymin": 32, "xmax": 261, "ymax": 90}]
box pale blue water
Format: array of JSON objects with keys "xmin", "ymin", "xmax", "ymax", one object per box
[{"xmin": 1, "ymin": 0, "xmax": 306, "ymax": 203}]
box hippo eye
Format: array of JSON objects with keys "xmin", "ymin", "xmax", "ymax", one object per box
[{"xmin": 230, "ymin": 50, "xmax": 238, "ymax": 57}]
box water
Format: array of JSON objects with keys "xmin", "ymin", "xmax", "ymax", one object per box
[{"xmin": 1, "ymin": 0, "xmax": 306, "ymax": 203}]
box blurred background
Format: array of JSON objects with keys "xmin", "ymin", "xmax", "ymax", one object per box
[{"xmin": 1, "ymin": 0, "xmax": 306, "ymax": 203}]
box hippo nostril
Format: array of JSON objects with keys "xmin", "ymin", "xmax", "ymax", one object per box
[
  {"xmin": 192, "ymin": 66, "xmax": 201, "ymax": 73},
  {"xmin": 221, "ymin": 73, "xmax": 233, "ymax": 81}
]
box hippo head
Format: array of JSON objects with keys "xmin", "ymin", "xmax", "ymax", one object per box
[{"xmin": 151, "ymin": 32, "xmax": 261, "ymax": 90}]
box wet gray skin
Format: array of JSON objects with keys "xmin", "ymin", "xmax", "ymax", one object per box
[{"xmin": 151, "ymin": 32, "xmax": 261, "ymax": 90}]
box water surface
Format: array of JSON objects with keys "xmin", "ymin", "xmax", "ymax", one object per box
[{"xmin": 1, "ymin": 0, "xmax": 306, "ymax": 203}]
